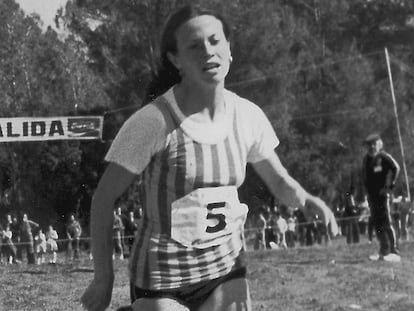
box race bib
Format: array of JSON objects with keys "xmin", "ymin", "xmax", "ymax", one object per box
[{"xmin": 171, "ymin": 186, "xmax": 248, "ymax": 249}]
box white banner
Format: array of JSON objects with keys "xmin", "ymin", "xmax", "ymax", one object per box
[{"xmin": 0, "ymin": 116, "xmax": 104, "ymax": 142}]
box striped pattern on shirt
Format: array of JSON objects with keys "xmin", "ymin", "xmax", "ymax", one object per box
[
  {"xmin": 130, "ymin": 96, "xmax": 248, "ymax": 290},
  {"xmin": 106, "ymin": 87, "xmax": 279, "ymax": 290}
]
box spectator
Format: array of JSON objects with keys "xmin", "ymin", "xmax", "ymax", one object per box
[
  {"xmin": 362, "ymin": 133, "xmax": 400, "ymax": 262},
  {"xmin": 46, "ymin": 225, "xmax": 59, "ymax": 264},
  {"xmin": 34, "ymin": 228, "xmax": 47, "ymax": 265},
  {"xmin": 294, "ymin": 208, "xmax": 308, "ymax": 246},
  {"xmin": 333, "ymin": 205, "xmax": 345, "ymax": 237},
  {"xmin": 399, "ymin": 197, "xmax": 412, "ymax": 241},
  {"xmin": 113, "ymin": 209, "xmax": 124, "ymax": 260},
  {"xmin": 274, "ymin": 211, "xmax": 288, "ymax": 248},
  {"xmin": 66, "ymin": 214, "xmax": 82, "ymax": 261},
  {"xmin": 318, "ymin": 215, "xmax": 332, "ymax": 246},
  {"xmin": 255, "ymin": 209, "xmax": 267, "ymax": 250},
  {"xmin": 1, "ymin": 223, "xmax": 19, "ymax": 264},
  {"xmin": 10, "ymin": 215, "xmax": 21, "ymax": 261},
  {"xmin": 2, "ymin": 224, "xmax": 17, "ymax": 264},
  {"xmin": 123, "ymin": 211, "xmax": 138, "ymax": 254},
  {"xmin": 286, "ymin": 214, "xmax": 296, "ymax": 248},
  {"xmin": 391, "ymin": 196, "xmax": 402, "ymax": 240},
  {"xmin": 116, "ymin": 206, "xmax": 127, "ymax": 247},
  {"xmin": 313, "ymin": 213, "xmax": 333, "ymax": 246},
  {"xmin": 344, "ymin": 192, "xmax": 360, "ymax": 244},
  {"xmin": 4, "ymin": 213, "xmax": 12, "ymax": 228},
  {"xmin": 306, "ymin": 216, "xmax": 319, "ymax": 246},
  {"xmin": 357, "ymin": 199, "xmax": 370, "ymax": 235},
  {"xmin": 20, "ymin": 213, "xmax": 39, "ymax": 264},
  {"xmin": 266, "ymin": 206, "xmax": 278, "ymax": 248}
]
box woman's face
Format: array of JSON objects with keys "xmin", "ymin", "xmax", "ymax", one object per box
[{"xmin": 168, "ymin": 15, "xmax": 231, "ymax": 87}]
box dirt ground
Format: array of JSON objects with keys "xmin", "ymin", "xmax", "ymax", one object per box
[{"xmin": 1, "ymin": 236, "xmax": 414, "ymax": 311}]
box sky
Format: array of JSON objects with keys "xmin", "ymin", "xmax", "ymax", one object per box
[{"xmin": 15, "ymin": 0, "xmax": 68, "ymax": 30}]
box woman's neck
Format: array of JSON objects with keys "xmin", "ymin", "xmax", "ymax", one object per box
[{"xmin": 174, "ymin": 81, "xmax": 225, "ymax": 120}]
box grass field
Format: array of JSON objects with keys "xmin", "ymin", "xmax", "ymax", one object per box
[{"xmin": 1, "ymin": 236, "xmax": 414, "ymax": 311}]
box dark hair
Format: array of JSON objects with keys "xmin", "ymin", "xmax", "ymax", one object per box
[{"xmin": 144, "ymin": 5, "xmax": 231, "ymax": 104}]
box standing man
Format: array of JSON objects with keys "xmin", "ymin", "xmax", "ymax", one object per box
[
  {"xmin": 362, "ymin": 133, "xmax": 400, "ymax": 262},
  {"xmin": 20, "ymin": 213, "xmax": 39, "ymax": 264},
  {"xmin": 255, "ymin": 209, "xmax": 267, "ymax": 250},
  {"xmin": 66, "ymin": 214, "xmax": 82, "ymax": 261}
]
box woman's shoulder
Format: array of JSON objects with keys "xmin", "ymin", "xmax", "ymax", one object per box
[
  {"xmin": 122, "ymin": 96, "xmax": 175, "ymax": 135},
  {"xmin": 127, "ymin": 99, "xmax": 168, "ymax": 125}
]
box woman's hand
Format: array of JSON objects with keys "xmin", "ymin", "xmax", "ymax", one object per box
[
  {"xmin": 81, "ymin": 163, "xmax": 136, "ymax": 311},
  {"xmin": 81, "ymin": 274, "xmax": 114, "ymax": 311},
  {"xmin": 304, "ymin": 195, "xmax": 339, "ymax": 237}
]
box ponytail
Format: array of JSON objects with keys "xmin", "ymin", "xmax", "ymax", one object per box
[{"xmin": 143, "ymin": 58, "xmax": 181, "ymax": 105}]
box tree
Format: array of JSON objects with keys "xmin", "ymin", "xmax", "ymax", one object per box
[{"xmin": 0, "ymin": 0, "xmax": 110, "ymax": 227}]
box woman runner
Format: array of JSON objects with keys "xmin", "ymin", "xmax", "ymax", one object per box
[{"xmin": 82, "ymin": 5, "xmax": 337, "ymax": 311}]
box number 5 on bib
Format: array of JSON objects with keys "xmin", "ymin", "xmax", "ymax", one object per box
[{"xmin": 171, "ymin": 186, "xmax": 248, "ymax": 249}]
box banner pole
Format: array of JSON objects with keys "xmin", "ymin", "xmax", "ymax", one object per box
[{"xmin": 384, "ymin": 47, "xmax": 411, "ymax": 201}]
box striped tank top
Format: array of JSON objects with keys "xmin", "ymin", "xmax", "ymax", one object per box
[{"xmin": 106, "ymin": 87, "xmax": 279, "ymax": 290}]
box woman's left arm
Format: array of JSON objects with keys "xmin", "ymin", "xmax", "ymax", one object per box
[{"xmin": 251, "ymin": 152, "xmax": 338, "ymax": 235}]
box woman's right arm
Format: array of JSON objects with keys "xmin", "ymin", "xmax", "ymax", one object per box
[
  {"xmin": 81, "ymin": 162, "xmax": 137, "ymax": 311},
  {"xmin": 91, "ymin": 162, "xmax": 136, "ymax": 279},
  {"xmin": 82, "ymin": 102, "xmax": 167, "ymax": 311}
]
